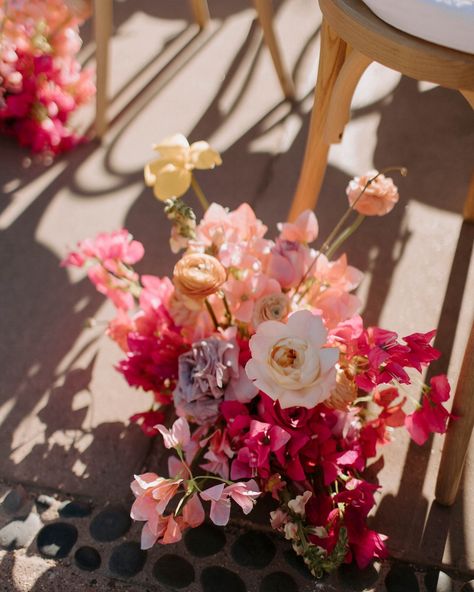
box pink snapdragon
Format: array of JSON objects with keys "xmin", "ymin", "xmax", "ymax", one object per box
[{"xmin": 200, "ymin": 479, "xmax": 260, "ymax": 526}]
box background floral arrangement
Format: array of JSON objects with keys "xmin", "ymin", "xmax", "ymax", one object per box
[
  {"xmin": 0, "ymin": 0, "xmax": 95, "ymax": 156},
  {"xmin": 64, "ymin": 134, "xmax": 452, "ymax": 577}
]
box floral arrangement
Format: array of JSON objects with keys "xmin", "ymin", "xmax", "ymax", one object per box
[
  {"xmin": 0, "ymin": 0, "xmax": 95, "ymax": 156},
  {"xmin": 63, "ymin": 134, "xmax": 452, "ymax": 577}
]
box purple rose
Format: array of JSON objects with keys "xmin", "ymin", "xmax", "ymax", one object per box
[{"xmin": 174, "ymin": 334, "xmax": 258, "ymax": 425}]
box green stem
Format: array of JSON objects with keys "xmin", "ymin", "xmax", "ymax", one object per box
[
  {"xmin": 191, "ymin": 175, "xmax": 210, "ymax": 211},
  {"xmin": 205, "ymin": 298, "xmax": 220, "ymax": 330},
  {"xmin": 194, "ymin": 475, "xmax": 234, "ymax": 486},
  {"xmin": 221, "ymin": 293, "xmax": 233, "ymax": 326},
  {"xmin": 325, "ymin": 214, "xmax": 365, "ymax": 260},
  {"xmin": 292, "ymin": 166, "xmax": 407, "ymax": 301}
]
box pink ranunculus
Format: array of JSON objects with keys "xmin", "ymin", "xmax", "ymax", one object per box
[
  {"xmin": 156, "ymin": 417, "xmax": 191, "ymax": 450},
  {"xmin": 246, "ymin": 310, "xmax": 339, "ymax": 409},
  {"xmin": 277, "ymin": 210, "xmax": 319, "ymax": 244},
  {"xmin": 200, "ymin": 479, "xmax": 260, "ymax": 526},
  {"xmin": 346, "ymin": 170, "xmax": 399, "ymax": 216}
]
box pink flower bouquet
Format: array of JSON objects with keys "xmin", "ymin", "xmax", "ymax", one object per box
[
  {"xmin": 64, "ymin": 135, "xmax": 451, "ymax": 577},
  {"xmin": 0, "ymin": 0, "xmax": 95, "ymax": 156}
]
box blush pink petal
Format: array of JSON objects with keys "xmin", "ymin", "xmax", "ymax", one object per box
[
  {"xmin": 162, "ymin": 515, "xmax": 183, "ymax": 544},
  {"xmin": 141, "ymin": 523, "xmax": 159, "ymax": 550},
  {"xmin": 278, "ymin": 210, "xmax": 318, "ymax": 243},
  {"xmin": 200, "ymin": 483, "xmax": 226, "ymax": 502},
  {"xmin": 183, "ymin": 494, "xmax": 205, "ymax": 527}
]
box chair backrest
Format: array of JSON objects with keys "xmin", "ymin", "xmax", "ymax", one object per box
[{"xmin": 320, "ymin": 0, "xmax": 474, "ymax": 91}]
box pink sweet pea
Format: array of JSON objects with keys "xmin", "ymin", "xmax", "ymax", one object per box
[
  {"xmin": 277, "ymin": 210, "xmax": 318, "ymax": 244},
  {"xmin": 200, "ymin": 479, "xmax": 260, "ymax": 526},
  {"xmin": 182, "ymin": 493, "xmax": 205, "ymax": 528},
  {"xmin": 156, "ymin": 417, "xmax": 191, "ymax": 450}
]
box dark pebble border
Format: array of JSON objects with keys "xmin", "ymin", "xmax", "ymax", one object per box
[{"xmin": 1, "ymin": 485, "xmax": 474, "ymax": 592}]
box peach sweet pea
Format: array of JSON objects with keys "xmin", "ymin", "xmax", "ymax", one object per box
[
  {"xmin": 144, "ymin": 134, "xmax": 222, "ymax": 201},
  {"xmin": 346, "ymin": 170, "xmax": 399, "ymax": 216},
  {"xmin": 245, "ymin": 310, "xmax": 339, "ymax": 409}
]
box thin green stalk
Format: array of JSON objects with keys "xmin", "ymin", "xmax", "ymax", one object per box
[
  {"xmin": 191, "ymin": 175, "xmax": 210, "ymax": 211},
  {"xmin": 205, "ymin": 298, "xmax": 220, "ymax": 330},
  {"xmin": 325, "ymin": 213, "xmax": 365, "ymax": 260}
]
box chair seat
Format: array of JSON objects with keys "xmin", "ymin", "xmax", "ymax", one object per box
[{"xmin": 361, "ymin": 0, "xmax": 474, "ymax": 55}]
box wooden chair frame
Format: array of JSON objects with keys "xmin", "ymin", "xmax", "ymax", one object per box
[
  {"xmin": 289, "ymin": 0, "xmax": 474, "ymax": 507},
  {"xmin": 92, "ymin": 0, "xmax": 294, "ymax": 139}
]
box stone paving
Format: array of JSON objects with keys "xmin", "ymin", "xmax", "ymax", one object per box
[{"xmin": 0, "ymin": 0, "xmax": 474, "ymax": 590}]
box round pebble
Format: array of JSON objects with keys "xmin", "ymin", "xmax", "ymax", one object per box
[
  {"xmin": 184, "ymin": 522, "xmax": 226, "ymax": 557},
  {"xmin": 201, "ymin": 566, "xmax": 246, "ymax": 592},
  {"xmin": 283, "ymin": 548, "xmax": 313, "ymax": 580},
  {"xmin": 109, "ymin": 541, "xmax": 146, "ymax": 578},
  {"xmin": 385, "ymin": 564, "xmax": 419, "ymax": 592},
  {"xmin": 260, "ymin": 571, "xmax": 298, "ymax": 592},
  {"xmin": 0, "ymin": 513, "xmax": 42, "ymax": 550},
  {"xmin": 231, "ymin": 531, "xmax": 276, "ymax": 568},
  {"xmin": 59, "ymin": 500, "xmax": 92, "ymax": 518},
  {"xmin": 153, "ymin": 554, "xmax": 195, "ymax": 589},
  {"xmin": 2, "ymin": 486, "xmax": 27, "ymax": 514},
  {"xmin": 461, "ymin": 581, "xmax": 474, "ymax": 591},
  {"xmin": 89, "ymin": 505, "xmax": 131, "ymax": 542},
  {"xmin": 338, "ymin": 561, "xmax": 380, "ymax": 591},
  {"xmin": 74, "ymin": 546, "xmax": 101, "ymax": 571},
  {"xmin": 37, "ymin": 522, "xmax": 78, "ymax": 558},
  {"xmin": 425, "ymin": 569, "xmax": 456, "ymax": 592}
]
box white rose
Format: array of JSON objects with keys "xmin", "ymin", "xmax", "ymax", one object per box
[{"xmin": 245, "ymin": 310, "xmax": 339, "ymax": 409}]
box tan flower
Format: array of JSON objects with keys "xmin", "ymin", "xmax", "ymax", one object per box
[
  {"xmin": 144, "ymin": 134, "xmax": 222, "ymax": 201},
  {"xmin": 346, "ymin": 170, "xmax": 399, "ymax": 216},
  {"xmin": 252, "ymin": 293, "xmax": 290, "ymax": 327},
  {"xmin": 173, "ymin": 253, "xmax": 226, "ymax": 300},
  {"xmin": 325, "ymin": 364, "xmax": 358, "ymax": 410}
]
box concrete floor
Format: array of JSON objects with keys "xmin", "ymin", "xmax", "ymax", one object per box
[{"xmin": 0, "ymin": 0, "xmax": 473, "ymax": 589}]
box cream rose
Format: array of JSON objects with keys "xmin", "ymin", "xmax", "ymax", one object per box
[
  {"xmin": 245, "ymin": 310, "xmax": 339, "ymax": 409},
  {"xmin": 173, "ymin": 253, "xmax": 226, "ymax": 300}
]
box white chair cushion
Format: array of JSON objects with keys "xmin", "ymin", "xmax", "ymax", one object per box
[{"xmin": 361, "ymin": 0, "xmax": 474, "ymax": 55}]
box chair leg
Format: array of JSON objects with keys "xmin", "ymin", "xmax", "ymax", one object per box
[
  {"xmin": 93, "ymin": 0, "xmax": 113, "ymax": 140},
  {"xmin": 189, "ymin": 0, "xmax": 210, "ymax": 29},
  {"xmin": 287, "ymin": 20, "xmax": 347, "ymax": 222},
  {"xmin": 323, "ymin": 48, "xmax": 371, "ymax": 144},
  {"xmin": 435, "ymin": 320, "xmax": 474, "ymax": 506},
  {"xmin": 252, "ymin": 0, "xmax": 295, "ymax": 100}
]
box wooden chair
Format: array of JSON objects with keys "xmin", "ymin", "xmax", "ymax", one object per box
[
  {"xmin": 288, "ymin": 0, "xmax": 474, "ymax": 507},
  {"xmin": 92, "ymin": 0, "xmax": 294, "ymax": 139}
]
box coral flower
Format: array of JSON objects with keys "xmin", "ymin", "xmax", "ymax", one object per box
[
  {"xmin": 246, "ymin": 310, "xmax": 339, "ymax": 409},
  {"xmin": 144, "ymin": 134, "xmax": 222, "ymax": 201},
  {"xmin": 346, "ymin": 170, "xmax": 399, "ymax": 216}
]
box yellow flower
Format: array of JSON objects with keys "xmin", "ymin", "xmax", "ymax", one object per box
[{"xmin": 144, "ymin": 134, "xmax": 222, "ymax": 201}]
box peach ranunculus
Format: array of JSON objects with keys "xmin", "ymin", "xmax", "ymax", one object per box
[
  {"xmin": 245, "ymin": 310, "xmax": 339, "ymax": 409},
  {"xmin": 346, "ymin": 170, "xmax": 399, "ymax": 216},
  {"xmin": 173, "ymin": 253, "xmax": 226, "ymax": 300},
  {"xmin": 144, "ymin": 134, "xmax": 222, "ymax": 201}
]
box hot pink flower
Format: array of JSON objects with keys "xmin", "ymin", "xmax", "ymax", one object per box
[
  {"xmin": 405, "ymin": 374, "xmax": 451, "ymax": 445},
  {"xmin": 130, "ymin": 409, "xmax": 165, "ymax": 437},
  {"xmin": 230, "ymin": 419, "xmax": 291, "ymax": 480},
  {"xmin": 200, "ymin": 479, "xmax": 260, "ymax": 526}
]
